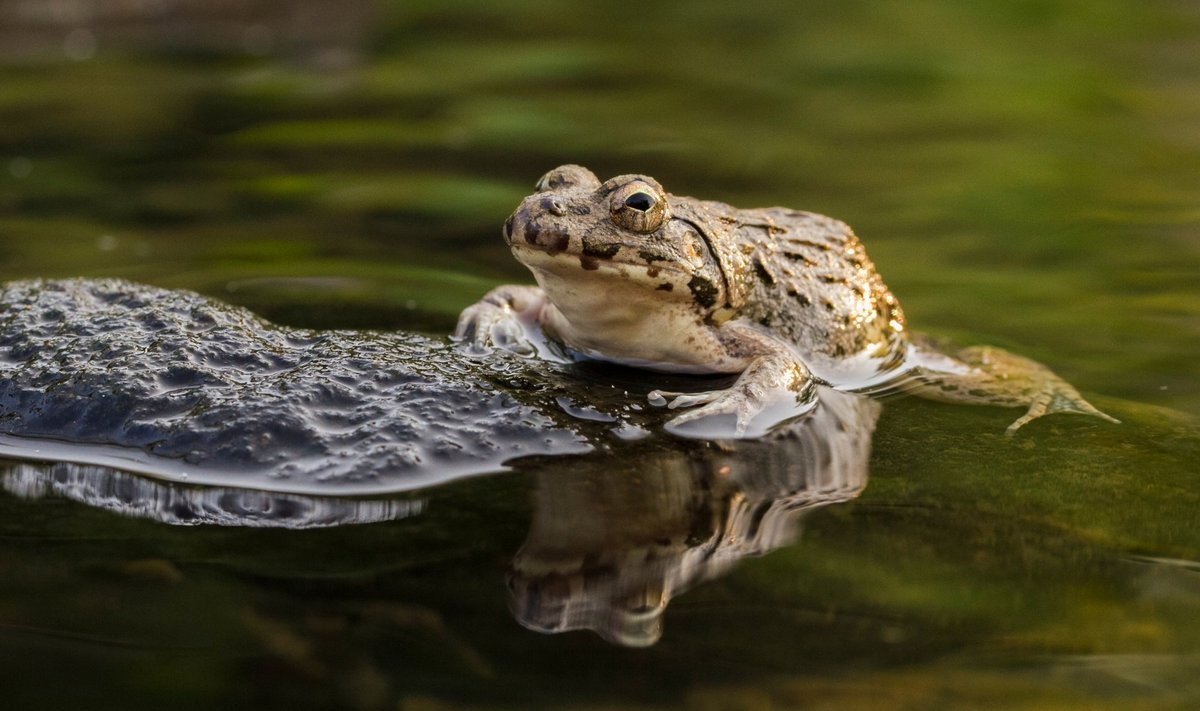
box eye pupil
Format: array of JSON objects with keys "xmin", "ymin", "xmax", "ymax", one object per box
[{"xmin": 624, "ymin": 192, "xmax": 655, "ymax": 212}]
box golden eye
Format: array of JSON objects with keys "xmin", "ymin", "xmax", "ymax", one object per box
[
  {"xmin": 611, "ymin": 182, "xmax": 667, "ymax": 233},
  {"xmin": 624, "ymin": 191, "xmax": 655, "ymax": 211}
]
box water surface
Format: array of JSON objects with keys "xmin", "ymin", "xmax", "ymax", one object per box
[{"xmin": 1, "ymin": 1, "xmax": 1198, "ymax": 709}]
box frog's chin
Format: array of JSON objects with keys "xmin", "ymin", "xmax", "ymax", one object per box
[{"xmin": 510, "ymin": 244, "xmax": 692, "ymax": 292}]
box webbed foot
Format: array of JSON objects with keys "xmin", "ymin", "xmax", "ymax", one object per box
[
  {"xmin": 648, "ymin": 351, "xmax": 816, "ymax": 438},
  {"xmin": 452, "ymin": 285, "xmax": 545, "ymax": 357},
  {"xmin": 648, "ymin": 387, "xmax": 762, "ymax": 435},
  {"xmin": 1005, "ymin": 387, "xmax": 1120, "ymax": 436},
  {"xmin": 906, "ymin": 339, "xmax": 1119, "ymax": 436},
  {"xmin": 453, "ymin": 303, "xmax": 535, "ymax": 356}
]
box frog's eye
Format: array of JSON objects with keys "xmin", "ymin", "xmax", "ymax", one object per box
[
  {"xmin": 611, "ymin": 182, "xmax": 668, "ymax": 233},
  {"xmin": 624, "ymin": 192, "xmax": 655, "ymax": 211}
]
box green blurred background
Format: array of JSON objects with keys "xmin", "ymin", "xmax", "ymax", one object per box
[{"xmin": 2, "ymin": 1, "xmax": 1200, "ymax": 709}]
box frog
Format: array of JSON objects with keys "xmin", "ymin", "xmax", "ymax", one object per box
[{"xmin": 454, "ymin": 164, "xmax": 1117, "ymax": 437}]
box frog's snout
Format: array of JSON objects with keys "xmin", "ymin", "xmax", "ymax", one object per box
[
  {"xmin": 503, "ymin": 203, "xmax": 530, "ymax": 245},
  {"xmin": 505, "ymin": 201, "xmax": 572, "ymax": 255}
]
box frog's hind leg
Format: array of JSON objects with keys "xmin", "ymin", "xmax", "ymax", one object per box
[{"xmin": 897, "ymin": 339, "xmax": 1118, "ymax": 436}]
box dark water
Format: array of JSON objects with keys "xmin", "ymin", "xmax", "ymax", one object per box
[{"xmin": 2, "ymin": 1, "xmax": 1199, "ymax": 708}]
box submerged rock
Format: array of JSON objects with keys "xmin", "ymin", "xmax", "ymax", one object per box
[{"xmin": 0, "ymin": 278, "xmax": 600, "ymax": 494}]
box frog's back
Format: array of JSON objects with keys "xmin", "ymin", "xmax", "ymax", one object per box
[{"xmin": 729, "ymin": 207, "xmax": 906, "ymax": 362}]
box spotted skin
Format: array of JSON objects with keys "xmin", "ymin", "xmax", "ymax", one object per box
[{"xmin": 455, "ymin": 165, "xmax": 1116, "ymax": 436}]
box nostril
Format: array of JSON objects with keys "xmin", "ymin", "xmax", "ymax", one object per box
[
  {"xmin": 541, "ymin": 197, "xmax": 567, "ymax": 216},
  {"xmin": 503, "ymin": 215, "xmax": 514, "ymax": 239}
]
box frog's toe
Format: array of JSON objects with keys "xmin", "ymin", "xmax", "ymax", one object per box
[
  {"xmin": 453, "ymin": 308, "xmax": 497, "ymax": 352},
  {"xmin": 489, "ymin": 319, "xmax": 535, "ymax": 357},
  {"xmin": 647, "ymin": 389, "xmax": 722, "ymax": 409},
  {"xmin": 1005, "ymin": 390, "xmax": 1120, "ymax": 436},
  {"xmin": 1004, "ymin": 408, "xmax": 1042, "ymax": 437},
  {"xmin": 452, "ymin": 305, "xmax": 483, "ymax": 342},
  {"xmin": 665, "ymin": 392, "xmax": 757, "ymax": 436},
  {"xmin": 1053, "ymin": 393, "xmax": 1120, "ymax": 425},
  {"xmin": 647, "ymin": 390, "xmax": 669, "ymax": 407}
]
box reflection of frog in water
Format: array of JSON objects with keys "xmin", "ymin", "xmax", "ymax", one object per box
[
  {"xmin": 457, "ymin": 165, "xmax": 1117, "ymax": 436},
  {"xmin": 509, "ymin": 388, "xmax": 878, "ymax": 647}
]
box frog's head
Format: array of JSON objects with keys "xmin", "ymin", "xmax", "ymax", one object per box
[{"xmin": 504, "ymin": 165, "xmax": 735, "ymax": 320}]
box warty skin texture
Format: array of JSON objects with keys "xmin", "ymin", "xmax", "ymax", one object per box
[{"xmin": 456, "ymin": 165, "xmax": 1116, "ymax": 436}]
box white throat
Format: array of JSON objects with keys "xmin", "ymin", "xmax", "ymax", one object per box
[{"xmin": 522, "ymin": 255, "xmax": 737, "ymax": 374}]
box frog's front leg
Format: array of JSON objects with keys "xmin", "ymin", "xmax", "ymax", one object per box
[
  {"xmin": 648, "ymin": 322, "xmax": 818, "ymax": 437},
  {"xmin": 453, "ymin": 285, "xmax": 546, "ymax": 356}
]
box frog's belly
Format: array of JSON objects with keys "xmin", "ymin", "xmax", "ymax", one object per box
[{"xmin": 541, "ymin": 300, "xmax": 743, "ymax": 375}]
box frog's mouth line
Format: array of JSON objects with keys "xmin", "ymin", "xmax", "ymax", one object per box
[{"xmin": 511, "ymin": 243, "xmax": 691, "ymax": 282}]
